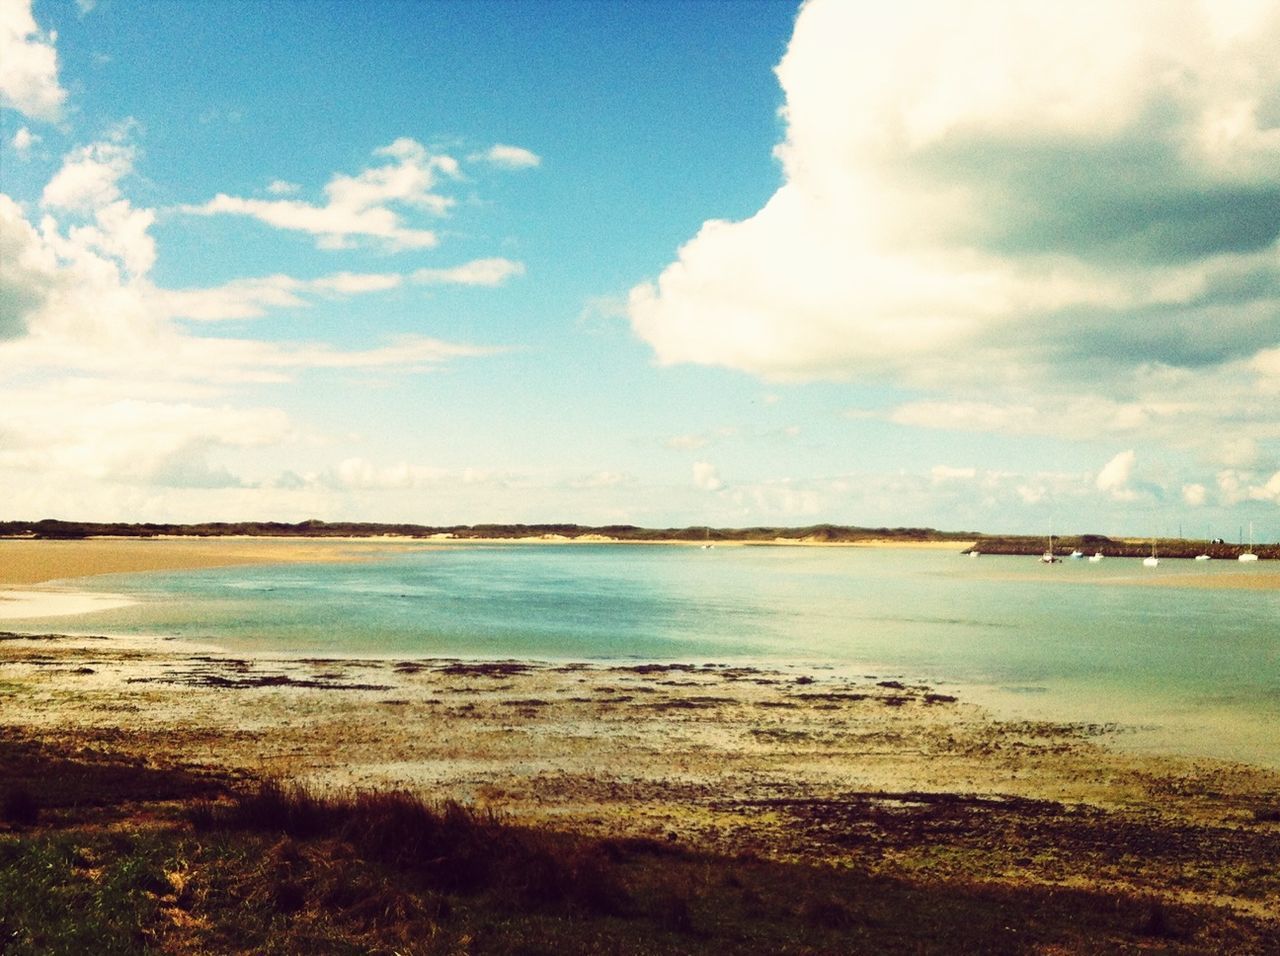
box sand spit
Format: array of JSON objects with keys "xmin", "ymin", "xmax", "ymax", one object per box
[
  {"xmin": 2, "ymin": 632, "xmax": 1278, "ymax": 925},
  {"xmin": 0, "ymin": 536, "xmax": 432, "ymax": 587}
]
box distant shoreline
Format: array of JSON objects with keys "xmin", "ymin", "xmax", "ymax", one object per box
[{"xmin": 3, "ymin": 518, "xmax": 1272, "ymax": 559}]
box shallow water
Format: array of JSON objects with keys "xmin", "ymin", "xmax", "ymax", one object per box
[{"xmin": 13, "ymin": 544, "xmax": 1280, "ymax": 767}]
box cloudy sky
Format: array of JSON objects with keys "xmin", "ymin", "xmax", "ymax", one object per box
[{"xmin": 2, "ymin": 0, "xmax": 1278, "ymax": 538}]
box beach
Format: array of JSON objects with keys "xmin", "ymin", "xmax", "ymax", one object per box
[{"xmin": 2, "ymin": 538, "xmax": 1278, "ymax": 950}]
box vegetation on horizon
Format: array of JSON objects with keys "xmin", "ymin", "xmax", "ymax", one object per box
[
  {"xmin": 0, "ymin": 518, "xmax": 976, "ymax": 544},
  {"xmin": 2, "ymin": 518, "xmax": 1274, "ymax": 558}
]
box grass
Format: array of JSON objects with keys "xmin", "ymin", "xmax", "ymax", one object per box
[{"xmin": 3, "ymin": 733, "xmax": 1279, "ymax": 954}]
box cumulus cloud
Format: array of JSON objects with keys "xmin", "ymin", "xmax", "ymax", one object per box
[
  {"xmin": 9, "ymin": 125, "xmax": 37, "ymax": 155},
  {"xmin": 1217, "ymin": 467, "xmax": 1280, "ymax": 505},
  {"xmin": 179, "ymin": 139, "xmax": 459, "ymax": 250},
  {"xmin": 0, "ymin": 0, "xmax": 67, "ymax": 120},
  {"xmin": 630, "ymin": 0, "xmax": 1280, "ymax": 480},
  {"xmin": 1096, "ymin": 450, "xmax": 1138, "ymax": 500}
]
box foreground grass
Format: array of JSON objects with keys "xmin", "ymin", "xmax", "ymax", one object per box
[{"xmin": 3, "ymin": 734, "xmax": 1278, "ymax": 954}]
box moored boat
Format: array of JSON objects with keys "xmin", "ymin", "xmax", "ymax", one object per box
[
  {"xmin": 1143, "ymin": 539, "xmax": 1159, "ymax": 568},
  {"xmin": 1040, "ymin": 534, "xmax": 1060, "ymax": 563},
  {"xmin": 1239, "ymin": 523, "xmax": 1259, "ymax": 562}
]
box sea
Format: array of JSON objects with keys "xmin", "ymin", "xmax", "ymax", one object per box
[{"xmin": 11, "ymin": 543, "xmax": 1280, "ymax": 768}]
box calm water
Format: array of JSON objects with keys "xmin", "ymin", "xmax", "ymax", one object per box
[{"xmin": 16, "ymin": 544, "xmax": 1280, "ymax": 767}]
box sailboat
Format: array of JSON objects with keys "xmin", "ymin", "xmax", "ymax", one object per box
[
  {"xmin": 1040, "ymin": 534, "xmax": 1060, "ymax": 563},
  {"xmin": 1143, "ymin": 539, "xmax": 1159, "ymax": 568},
  {"xmin": 1239, "ymin": 522, "xmax": 1259, "ymax": 562},
  {"xmin": 1195, "ymin": 528, "xmax": 1211, "ymax": 561},
  {"xmin": 1088, "ymin": 551, "xmax": 1104, "ymax": 562}
]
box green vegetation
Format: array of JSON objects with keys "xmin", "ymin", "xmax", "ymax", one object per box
[{"xmin": 3, "ymin": 731, "xmax": 1277, "ymax": 954}]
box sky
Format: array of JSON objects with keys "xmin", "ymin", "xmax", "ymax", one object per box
[{"xmin": 1, "ymin": 0, "xmax": 1278, "ymax": 539}]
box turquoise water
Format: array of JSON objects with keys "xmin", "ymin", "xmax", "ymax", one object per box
[{"xmin": 15, "ymin": 544, "xmax": 1280, "ymax": 766}]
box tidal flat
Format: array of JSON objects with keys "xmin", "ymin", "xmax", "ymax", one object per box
[{"xmin": 3, "ymin": 630, "xmax": 1279, "ymax": 953}]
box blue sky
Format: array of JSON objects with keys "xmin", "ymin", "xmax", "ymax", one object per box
[{"xmin": 2, "ymin": 0, "xmax": 1278, "ymax": 538}]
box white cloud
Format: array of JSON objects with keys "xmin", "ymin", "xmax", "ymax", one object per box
[
  {"xmin": 308, "ymin": 271, "xmax": 402, "ymax": 296},
  {"xmin": 629, "ymin": 0, "xmax": 1280, "ymax": 477},
  {"xmin": 9, "ymin": 125, "xmax": 38, "ymax": 155},
  {"xmin": 0, "ymin": 0, "xmax": 67, "ymax": 120},
  {"xmin": 266, "ymin": 179, "xmax": 301, "ymax": 196},
  {"xmin": 1096, "ymin": 450, "xmax": 1138, "ymax": 501},
  {"xmin": 693, "ymin": 461, "xmax": 723, "ymax": 491},
  {"xmin": 476, "ymin": 144, "xmax": 541, "ymax": 169},
  {"xmin": 411, "ymin": 258, "xmax": 525, "ymax": 286},
  {"xmin": 0, "ymin": 390, "xmax": 290, "ymax": 486},
  {"xmin": 154, "ymin": 271, "xmax": 404, "ymax": 321},
  {"xmin": 179, "ymin": 139, "xmax": 458, "ymax": 250},
  {"xmin": 1, "ymin": 135, "xmax": 507, "ymax": 509},
  {"xmin": 42, "ymin": 140, "xmax": 135, "ymax": 211},
  {"xmin": 1182, "ymin": 483, "xmax": 1208, "ymax": 507},
  {"xmin": 1217, "ymin": 467, "xmax": 1280, "ymax": 505}
]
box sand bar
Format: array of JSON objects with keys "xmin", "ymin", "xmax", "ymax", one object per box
[{"xmin": 0, "ymin": 536, "xmax": 430, "ymax": 586}]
